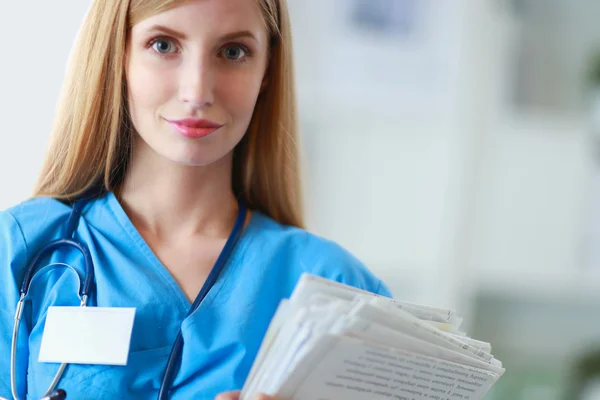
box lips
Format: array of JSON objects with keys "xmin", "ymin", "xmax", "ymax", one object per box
[{"xmin": 165, "ymin": 118, "xmax": 224, "ymax": 139}]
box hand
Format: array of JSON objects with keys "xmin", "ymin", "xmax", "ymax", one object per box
[{"xmin": 215, "ymin": 390, "xmax": 280, "ymax": 400}]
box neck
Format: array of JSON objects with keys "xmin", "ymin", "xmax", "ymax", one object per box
[{"xmin": 117, "ymin": 141, "xmax": 238, "ymax": 240}]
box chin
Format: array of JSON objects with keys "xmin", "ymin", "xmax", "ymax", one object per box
[
  {"xmin": 167, "ymin": 153, "xmax": 221, "ymax": 167},
  {"xmin": 141, "ymin": 129, "xmax": 239, "ymax": 168},
  {"xmin": 161, "ymin": 147, "xmax": 230, "ymax": 167}
]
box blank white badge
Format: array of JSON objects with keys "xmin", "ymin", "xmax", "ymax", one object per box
[{"xmin": 39, "ymin": 306, "xmax": 136, "ymax": 366}]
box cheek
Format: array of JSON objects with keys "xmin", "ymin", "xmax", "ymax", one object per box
[
  {"xmin": 218, "ymin": 72, "xmax": 263, "ymax": 120},
  {"xmin": 127, "ymin": 58, "xmax": 175, "ymax": 121}
]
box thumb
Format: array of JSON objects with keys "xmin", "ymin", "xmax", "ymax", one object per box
[{"xmin": 215, "ymin": 391, "xmax": 240, "ymax": 400}]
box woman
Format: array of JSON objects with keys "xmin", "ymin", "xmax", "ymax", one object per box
[{"xmin": 0, "ymin": 0, "xmax": 391, "ymax": 398}]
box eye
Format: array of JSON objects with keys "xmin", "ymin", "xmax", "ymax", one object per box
[
  {"xmin": 150, "ymin": 37, "xmax": 177, "ymax": 54},
  {"xmin": 221, "ymin": 45, "xmax": 248, "ymax": 61}
]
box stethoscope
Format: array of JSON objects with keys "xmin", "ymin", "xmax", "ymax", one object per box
[{"xmin": 9, "ymin": 191, "xmax": 247, "ymax": 400}]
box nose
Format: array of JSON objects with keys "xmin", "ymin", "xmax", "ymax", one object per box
[{"xmin": 179, "ymin": 56, "xmax": 215, "ymax": 111}]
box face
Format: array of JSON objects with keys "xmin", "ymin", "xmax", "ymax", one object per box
[{"xmin": 126, "ymin": 0, "xmax": 270, "ymax": 167}]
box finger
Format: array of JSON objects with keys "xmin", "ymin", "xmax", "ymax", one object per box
[
  {"xmin": 215, "ymin": 391, "xmax": 240, "ymax": 400},
  {"xmin": 253, "ymin": 394, "xmax": 279, "ymax": 400}
]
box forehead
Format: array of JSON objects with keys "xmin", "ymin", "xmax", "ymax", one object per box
[{"xmin": 133, "ymin": 0, "xmax": 267, "ymax": 39}]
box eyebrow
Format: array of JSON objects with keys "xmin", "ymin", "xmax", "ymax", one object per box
[{"xmin": 146, "ymin": 25, "xmax": 259, "ymax": 43}]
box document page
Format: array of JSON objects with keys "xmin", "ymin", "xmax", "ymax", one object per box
[
  {"xmin": 241, "ymin": 274, "xmax": 504, "ymax": 400},
  {"xmin": 277, "ymin": 336, "xmax": 499, "ymax": 400}
]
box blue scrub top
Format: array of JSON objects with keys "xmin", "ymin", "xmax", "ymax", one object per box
[{"xmin": 0, "ymin": 192, "xmax": 391, "ymax": 399}]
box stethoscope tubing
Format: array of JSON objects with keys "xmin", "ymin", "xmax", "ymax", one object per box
[{"xmin": 10, "ymin": 192, "xmax": 247, "ymax": 400}]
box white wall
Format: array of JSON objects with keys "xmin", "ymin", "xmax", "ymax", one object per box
[
  {"xmin": 0, "ymin": 1, "xmax": 92, "ymax": 209},
  {"xmin": 461, "ymin": 3, "xmax": 598, "ymax": 298},
  {"xmin": 288, "ymin": 0, "xmax": 475, "ymax": 306}
]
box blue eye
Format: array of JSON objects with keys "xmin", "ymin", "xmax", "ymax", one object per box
[
  {"xmin": 222, "ymin": 45, "xmax": 247, "ymax": 61},
  {"xmin": 151, "ymin": 38, "xmax": 177, "ymax": 54}
]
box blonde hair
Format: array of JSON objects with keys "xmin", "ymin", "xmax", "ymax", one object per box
[{"xmin": 33, "ymin": 0, "xmax": 304, "ymax": 228}]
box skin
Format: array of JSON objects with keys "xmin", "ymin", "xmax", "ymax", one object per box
[
  {"xmin": 122, "ymin": 0, "xmax": 280, "ymax": 398},
  {"xmin": 216, "ymin": 391, "xmax": 279, "ymax": 400},
  {"xmin": 121, "ymin": 0, "xmax": 268, "ymax": 302}
]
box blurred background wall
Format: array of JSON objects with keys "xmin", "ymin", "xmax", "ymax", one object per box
[{"xmin": 2, "ymin": 1, "xmax": 600, "ymax": 399}]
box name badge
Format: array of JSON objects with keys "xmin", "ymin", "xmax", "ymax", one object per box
[{"xmin": 39, "ymin": 306, "xmax": 136, "ymax": 366}]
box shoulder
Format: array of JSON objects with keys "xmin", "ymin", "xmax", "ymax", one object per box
[
  {"xmin": 2, "ymin": 196, "xmax": 72, "ymax": 248},
  {"xmin": 247, "ymin": 212, "xmax": 392, "ymax": 297},
  {"xmin": 4, "ymin": 196, "xmax": 71, "ymax": 220},
  {"xmin": 0, "ymin": 198, "xmax": 67, "ymax": 296},
  {"xmin": 0, "ymin": 207, "xmax": 27, "ymax": 250}
]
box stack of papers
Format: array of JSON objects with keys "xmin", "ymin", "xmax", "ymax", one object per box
[{"xmin": 241, "ymin": 274, "xmax": 504, "ymax": 400}]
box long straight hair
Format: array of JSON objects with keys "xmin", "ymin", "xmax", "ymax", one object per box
[{"xmin": 33, "ymin": 0, "xmax": 304, "ymax": 228}]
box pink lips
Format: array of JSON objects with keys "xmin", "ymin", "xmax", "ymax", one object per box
[{"xmin": 165, "ymin": 118, "xmax": 223, "ymax": 139}]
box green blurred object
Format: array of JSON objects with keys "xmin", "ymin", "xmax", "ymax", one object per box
[
  {"xmin": 469, "ymin": 293, "xmax": 600, "ymax": 400},
  {"xmin": 585, "ymin": 49, "xmax": 600, "ymax": 87},
  {"xmin": 479, "ymin": 352, "xmax": 564, "ymax": 400},
  {"xmin": 564, "ymin": 348, "xmax": 600, "ymax": 400}
]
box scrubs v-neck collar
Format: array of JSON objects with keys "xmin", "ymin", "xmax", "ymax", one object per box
[{"xmin": 103, "ymin": 191, "xmax": 254, "ymax": 318}]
